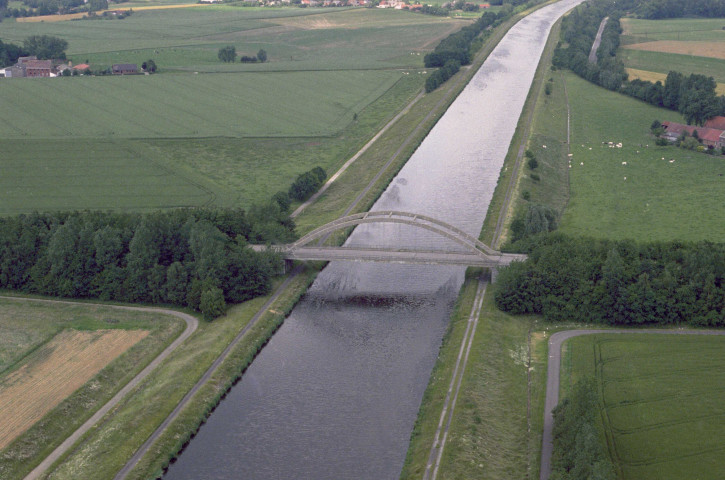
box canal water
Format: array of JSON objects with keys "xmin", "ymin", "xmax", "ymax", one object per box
[{"xmin": 164, "ymin": 1, "xmax": 583, "ymax": 478}]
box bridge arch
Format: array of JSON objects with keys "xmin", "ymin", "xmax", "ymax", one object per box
[{"xmin": 291, "ymin": 211, "xmax": 501, "ymax": 258}]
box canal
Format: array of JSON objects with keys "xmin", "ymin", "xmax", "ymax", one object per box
[{"xmin": 165, "ymin": 0, "xmax": 584, "ymax": 478}]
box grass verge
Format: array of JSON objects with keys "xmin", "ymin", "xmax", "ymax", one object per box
[{"xmin": 400, "ymin": 282, "xmax": 549, "ymax": 479}]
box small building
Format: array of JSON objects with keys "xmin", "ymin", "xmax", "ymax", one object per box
[
  {"xmin": 73, "ymin": 63, "xmax": 90, "ymax": 71},
  {"xmin": 112, "ymin": 63, "xmax": 138, "ymax": 75}
]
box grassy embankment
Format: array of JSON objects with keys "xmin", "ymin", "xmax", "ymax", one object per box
[
  {"xmin": 0, "ymin": 7, "xmax": 465, "ymax": 214},
  {"xmin": 564, "ymin": 333, "xmax": 725, "ymax": 480},
  {"xmin": 0, "ymin": 298, "xmax": 185, "ymax": 480},
  {"xmin": 619, "ymin": 17, "xmax": 725, "ymax": 94}
]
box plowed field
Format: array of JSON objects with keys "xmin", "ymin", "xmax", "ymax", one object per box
[{"xmin": 0, "ymin": 329, "xmax": 148, "ymax": 449}]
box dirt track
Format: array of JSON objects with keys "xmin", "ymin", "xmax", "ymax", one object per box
[{"xmin": 540, "ymin": 328, "xmax": 725, "ymax": 480}]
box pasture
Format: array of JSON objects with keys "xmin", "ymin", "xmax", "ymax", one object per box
[
  {"xmin": 565, "ymin": 333, "xmax": 725, "ymax": 480},
  {"xmin": 558, "ymin": 74, "xmax": 725, "ymax": 243}
]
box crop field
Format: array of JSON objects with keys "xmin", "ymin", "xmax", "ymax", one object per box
[
  {"xmin": 625, "ymin": 67, "xmax": 725, "ymax": 95},
  {"xmin": 0, "ymin": 139, "xmax": 215, "ymax": 214},
  {"xmin": 0, "ymin": 328, "xmax": 148, "ymax": 450},
  {"xmin": 558, "ymin": 73, "xmax": 725, "ymax": 243},
  {"xmin": 566, "ymin": 333, "xmax": 725, "ymax": 480},
  {"xmin": 619, "ymin": 18, "xmax": 725, "ymax": 83},
  {"xmin": 0, "ymin": 70, "xmax": 401, "ymax": 138},
  {"xmin": 0, "ymin": 297, "xmax": 184, "ymax": 478},
  {"xmin": 1, "ymin": 6, "xmax": 465, "ymax": 213},
  {"xmin": 1, "ymin": 8, "xmax": 465, "ymax": 71}
]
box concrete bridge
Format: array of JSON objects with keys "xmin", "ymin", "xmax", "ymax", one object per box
[{"xmin": 252, "ymin": 211, "xmax": 527, "ymax": 278}]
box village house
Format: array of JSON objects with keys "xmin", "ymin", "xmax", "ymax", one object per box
[
  {"xmin": 112, "ymin": 63, "xmax": 139, "ymax": 75},
  {"xmin": 661, "ymin": 119, "xmax": 725, "ymax": 149}
]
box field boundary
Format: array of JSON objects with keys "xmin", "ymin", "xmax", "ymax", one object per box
[
  {"xmin": 540, "ymin": 328, "xmax": 725, "ymax": 480},
  {"xmin": 1, "ymin": 297, "xmax": 200, "ymax": 480}
]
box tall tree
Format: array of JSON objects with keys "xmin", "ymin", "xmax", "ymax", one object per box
[
  {"xmin": 23, "ymin": 35, "xmax": 68, "ymax": 60},
  {"xmin": 218, "ymin": 45, "xmax": 236, "ymax": 63}
]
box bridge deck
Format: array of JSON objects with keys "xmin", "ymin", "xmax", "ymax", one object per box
[{"xmin": 252, "ymin": 245, "xmax": 527, "ymax": 267}]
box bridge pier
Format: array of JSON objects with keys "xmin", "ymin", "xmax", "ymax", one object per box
[
  {"xmin": 490, "ymin": 267, "xmax": 498, "ymax": 284},
  {"xmin": 283, "ymin": 259, "xmax": 295, "ymax": 275}
]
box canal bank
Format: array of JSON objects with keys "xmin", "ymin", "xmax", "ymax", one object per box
[{"xmin": 161, "ymin": 1, "xmax": 586, "ymax": 479}]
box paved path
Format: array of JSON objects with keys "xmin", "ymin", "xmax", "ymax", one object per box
[
  {"xmin": 291, "ymin": 91, "xmax": 424, "ymax": 219},
  {"xmin": 0, "ymin": 296, "xmax": 200, "ymax": 480},
  {"xmin": 588, "ymin": 17, "xmax": 609, "ymax": 63},
  {"xmin": 540, "ymin": 328, "xmax": 725, "ymax": 480},
  {"xmin": 114, "ymin": 268, "xmax": 301, "ymax": 480}
]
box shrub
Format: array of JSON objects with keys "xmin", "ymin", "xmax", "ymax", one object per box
[{"xmin": 527, "ymin": 157, "xmax": 538, "ymax": 170}]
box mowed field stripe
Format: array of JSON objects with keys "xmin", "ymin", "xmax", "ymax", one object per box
[{"xmin": 0, "ymin": 329, "xmax": 149, "ymax": 450}]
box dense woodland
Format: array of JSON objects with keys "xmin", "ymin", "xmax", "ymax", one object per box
[
  {"xmin": 550, "ymin": 378, "xmax": 615, "ymax": 480},
  {"xmin": 0, "ymin": 207, "xmax": 294, "ymax": 320},
  {"xmin": 496, "ymin": 234, "xmax": 725, "ymax": 326},
  {"xmin": 552, "ymin": 0, "xmax": 725, "ymax": 125}
]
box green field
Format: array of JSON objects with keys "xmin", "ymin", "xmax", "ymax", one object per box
[
  {"xmin": 566, "ymin": 333, "xmax": 725, "ymax": 480},
  {"xmin": 621, "ymin": 17, "xmax": 725, "ymax": 43},
  {"xmin": 618, "ymin": 17, "xmax": 725, "ymax": 82},
  {"xmin": 1, "ymin": 7, "xmax": 467, "ymax": 214},
  {"xmin": 0, "ymin": 70, "xmax": 402, "ymax": 138},
  {"xmin": 558, "ymin": 73, "xmax": 725, "ymax": 243},
  {"xmin": 619, "ymin": 49, "xmax": 725, "ymax": 84},
  {"xmin": 1, "ymin": 8, "xmax": 465, "ymax": 71}
]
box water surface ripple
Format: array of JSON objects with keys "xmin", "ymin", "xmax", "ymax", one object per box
[{"xmin": 164, "ymin": 1, "xmax": 584, "ymax": 478}]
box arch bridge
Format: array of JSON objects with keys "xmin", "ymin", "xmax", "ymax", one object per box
[{"xmin": 253, "ymin": 211, "xmax": 527, "ymax": 277}]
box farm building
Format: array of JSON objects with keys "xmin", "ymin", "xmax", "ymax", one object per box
[
  {"xmin": 704, "ymin": 116, "xmax": 725, "ymax": 131},
  {"xmin": 112, "ymin": 63, "xmax": 139, "ymax": 75},
  {"xmin": 661, "ymin": 121, "xmax": 725, "ymax": 148},
  {"xmin": 3, "ymin": 59, "xmax": 52, "ymax": 78}
]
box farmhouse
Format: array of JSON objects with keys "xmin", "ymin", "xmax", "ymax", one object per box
[
  {"xmin": 112, "ymin": 63, "xmax": 139, "ymax": 75},
  {"xmin": 661, "ymin": 121, "xmax": 725, "ymax": 148},
  {"xmin": 3, "ymin": 58, "xmax": 52, "ymax": 78}
]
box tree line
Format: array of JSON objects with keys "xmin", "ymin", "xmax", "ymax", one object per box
[
  {"xmin": 552, "ymin": 0, "xmax": 725, "ymax": 125},
  {"xmin": 0, "ymin": 207, "xmax": 294, "ymax": 320},
  {"xmin": 637, "ymin": 0, "xmax": 725, "ymax": 19},
  {"xmin": 0, "ymin": 35, "xmax": 68, "ymax": 66},
  {"xmin": 550, "ymin": 378, "xmax": 615, "ymax": 480},
  {"xmin": 423, "ymin": 10, "xmax": 504, "ymax": 91},
  {"xmin": 495, "ymin": 234, "xmax": 725, "ymax": 326}
]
